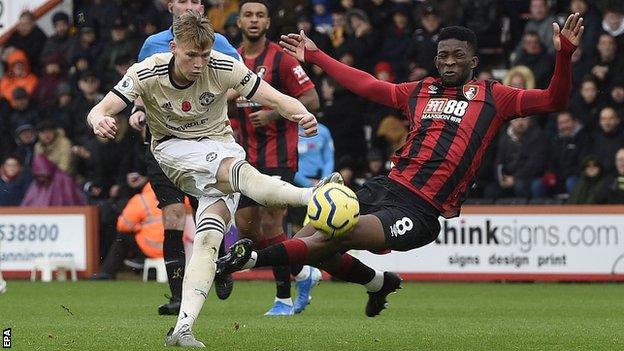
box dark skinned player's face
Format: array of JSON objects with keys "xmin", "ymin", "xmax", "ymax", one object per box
[
  {"xmin": 238, "ymin": 3, "xmax": 270, "ymax": 41},
  {"xmin": 434, "ymin": 39, "xmax": 478, "ymax": 86}
]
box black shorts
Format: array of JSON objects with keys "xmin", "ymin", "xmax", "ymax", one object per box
[
  {"xmin": 145, "ymin": 147, "xmax": 198, "ymax": 210},
  {"xmin": 238, "ymin": 168, "xmax": 295, "ymax": 209},
  {"xmin": 357, "ymin": 176, "xmax": 441, "ymax": 252}
]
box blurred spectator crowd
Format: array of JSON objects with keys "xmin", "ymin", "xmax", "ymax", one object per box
[{"xmin": 2, "ymin": 0, "xmax": 624, "ymax": 210}]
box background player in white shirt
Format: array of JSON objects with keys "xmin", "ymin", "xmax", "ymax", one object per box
[{"xmin": 87, "ymin": 11, "xmax": 339, "ymax": 347}]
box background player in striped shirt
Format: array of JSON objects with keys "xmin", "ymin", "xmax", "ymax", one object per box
[
  {"xmin": 231, "ymin": 0, "xmax": 322, "ymax": 316},
  {"xmin": 130, "ymin": 0, "xmax": 242, "ymax": 316},
  {"xmin": 87, "ymin": 11, "xmax": 340, "ymax": 347},
  {"xmin": 218, "ymin": 13, "xmax": 585, "ymax": 317}
]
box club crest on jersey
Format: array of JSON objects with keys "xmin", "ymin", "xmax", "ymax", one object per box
[
  {"xmin": 199, "ymin": 92, "xmax": 215, "ymax": 106},
  {"xmin": 206, "ymin": 152, "xmax": 218, "ymax": 162},
  {"xmin": 182, "ymin": 101, "xmax": 192, "ymax": 112},
  {"xmin": 463, "ymin": 85, "xmax": 479, "ymax": 100},
  {"xmin": 256, "ymin": 66, "xmax": 267, "ymax": 79}
]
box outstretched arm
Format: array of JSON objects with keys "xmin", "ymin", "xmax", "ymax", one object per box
[
  {"xmin": 248, "ymin": 79, "xmax": 318, "ymax": 136},
  {"xmin": 280, "ymin": 31, "xmax": 399, "ymax": 108}
]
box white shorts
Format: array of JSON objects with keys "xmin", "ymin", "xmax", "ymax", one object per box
[{"xmin": 152, "ymin": 138, "xmax": 246, "ymax": 224}]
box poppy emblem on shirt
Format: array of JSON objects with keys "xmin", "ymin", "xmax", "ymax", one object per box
[
  {"xmin": 463, "ymin": 85, "xmax": 479, "ymax": 100},
  {"xmin": 182, "ymin": 101, "xmax": 191, "ymax": 112}
]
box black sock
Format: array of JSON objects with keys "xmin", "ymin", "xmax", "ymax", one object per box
[
  {"xmin": 273, "ymin": 265, "xmax": 291, "ymax": 299},
  {"xmin": 256, "ymin": 243, "xmax": 290, "ymax": 267},
  {"xmin": 290, "ymin": 264, "xmax": 304, "ymax": 277},
  {"xmin": 163, "ymin": 229, "xmax": 185, "ymax": 301},
  {"xmin": 342, "ymin": 257, "xmax": 376, "ymax": 285}
]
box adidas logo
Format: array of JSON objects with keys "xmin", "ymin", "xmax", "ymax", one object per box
[{"xmin": 161, "ymin": 101, "xmax": 173, "ymax": 110}]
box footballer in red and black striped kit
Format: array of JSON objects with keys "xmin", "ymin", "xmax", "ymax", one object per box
[
  {"xmin": 230, "ymin": 0, "xmax": 321, "ymax": 316},
  {"xmin": 218, "ymin": 13, "xmax": 585, "ymax": 317},
  {"xmin": 234, "ymin": 40, "xmax": 315, "ymax": 171}
]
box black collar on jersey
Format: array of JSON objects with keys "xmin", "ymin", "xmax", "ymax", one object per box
[{"xmin": 168, "ymin": 56, "xmax": 194, "ymax": 90}]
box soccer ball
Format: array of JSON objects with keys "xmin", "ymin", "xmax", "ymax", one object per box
[{"xmin": 307, "ymin": 183, "xmax": 359, "ymax": 238}]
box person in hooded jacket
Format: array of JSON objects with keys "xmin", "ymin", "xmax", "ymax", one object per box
[{"xmin": 21, "ymin": 154, "xmax": 85, "ymax": 207}]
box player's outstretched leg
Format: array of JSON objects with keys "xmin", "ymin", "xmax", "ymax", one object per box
[
  {"xmin": 217, "ymin": 238, "xmax": 401, "ymax": 317},
  {"xmin": 228, "ymin": 160, "xmax": 342, "ymax": 208},
  {"xmin": 217, "ymin": 215, "xmax": 402, "ymax": 317}
]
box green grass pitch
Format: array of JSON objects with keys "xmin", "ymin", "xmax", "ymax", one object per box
[{"xmin": 1, "ymin": 280, "xmax": 623, "ymax": 350}]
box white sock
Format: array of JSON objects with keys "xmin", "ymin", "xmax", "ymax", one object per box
[
  {"xmin": 275, "ymin": 297, "xmax": 293, "ymax": 306},
  {"xmin": 230, "ymin": 161, "xmax": 312, "ymax": 207},
  {"xmin": 241, "ymin": 251, "xmax": 258, "ymax": 270},
  {"xmin": 364, "ymin": 270, "xmax": 385, "ymax": 292},
  {"xmin": 295, "ymin": 265, "xmax": 311, "ymax": 281},
  {"xmin": 174, "ymin": 213, "xmax": 225, "ymax": 334}
]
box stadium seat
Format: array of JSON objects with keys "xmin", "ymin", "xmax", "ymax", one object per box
[
  {"xmin": 30, "ymin": 258, "xmax": 77, "ymax": 282},
  {"xmin": 142, "ymin": 258, "xmax": 168, "ymax": 283}
]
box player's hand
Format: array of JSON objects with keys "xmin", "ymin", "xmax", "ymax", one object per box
[
  {"xmin": 294, "ymin": 112, "xmax": 317, "ymax": 136},
  {"xmin": 279, "ymin": 30, "xmax": 318, "ymax": 62},
  {"xmin": 93, "ymin": 116, "xmax": 118, "ymax": 139},
  {"xmin": 553, "ymin": 12, "xmax": 584, "ymax": 50},
  {"xmin": 129, "ymin": 110, "xmax": 146, "ymax": 131},
  {"xmin": 249, "ymin": 110, "xmax": 275, "ymax": 128}
]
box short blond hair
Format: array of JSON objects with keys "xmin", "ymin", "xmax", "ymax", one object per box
[{"xmin": 173, "ymin": 10, "xmax": 215, "ymax": 50}]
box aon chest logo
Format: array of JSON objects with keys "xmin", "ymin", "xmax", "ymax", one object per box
[{"xmin": 424, "ymin": 99, "xmax": 469, "ymax": 117}]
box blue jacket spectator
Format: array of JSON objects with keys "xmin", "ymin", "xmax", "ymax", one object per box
[
  {"xmin": 138, "ymin": 28, "xmax": 241, "ymax": 62},
  {"xmin": 294, "ymin": 123, "xmax": 334, "ymax": 187}
]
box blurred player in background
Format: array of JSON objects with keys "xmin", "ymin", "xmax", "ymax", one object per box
[
  {"xmin": 219, "ymin": 13, "xmax": 584, "ymax": 317},
  {"xmin": 131, "ymin": 0, "xmax": 242, "ymax": 315},
  {"xmin": 290, "ymin": 122, "xmax": 335, "ymax": 233},
  {"xmin": 87, "ymin": 11, "xmax": 339, "ymax": 347},
  {"xmin": 232, "ymin": 0, "xmax": 322, "ymax": 316}
]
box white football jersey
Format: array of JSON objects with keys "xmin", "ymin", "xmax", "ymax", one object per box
[{"xmin": 112, "ymin": 50, "xmax": 260, "ymax": 143}]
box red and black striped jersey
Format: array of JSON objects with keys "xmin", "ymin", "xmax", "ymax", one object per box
[
  {"xmin": 388, "ymin": 78, "xmax": 528, "ymax": 217},
  {"xmin": 234, "ymin": 41, "xmax": 315, "ymax": 170},
  {"xmin": 305, "ymin": 35, "xmax": 574, "ymax": 218}
]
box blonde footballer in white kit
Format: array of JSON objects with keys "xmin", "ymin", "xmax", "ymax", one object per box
[{"xmin": 87, "ymin": 10, "xmax": 339, "ymax": 348}]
